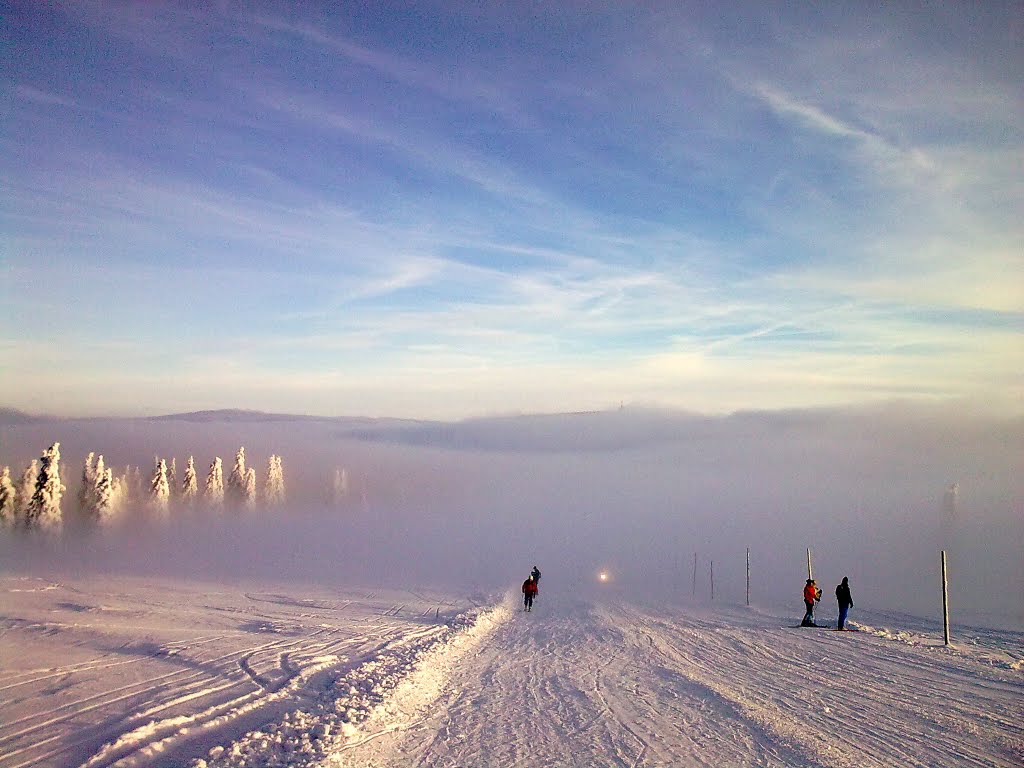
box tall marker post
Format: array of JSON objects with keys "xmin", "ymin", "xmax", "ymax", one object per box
[
  {"xmin": 710, "ymin": 560, "xmax": 714, "ymax": 601},
  {"xmin": 692, "ymin": 553, "xmax": 697, "ymax": 597},
  {"xmin": 746, "ymin": 547, "xmax": 750, "ymax": 606},
  {"xmin": 941, "ymin": 550, "xmax": 950, "ymax": 646}
]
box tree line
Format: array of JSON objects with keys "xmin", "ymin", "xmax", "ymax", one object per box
[{"xmin": 0, "ymin": 443, "xmax": 292, "ymax": 533}]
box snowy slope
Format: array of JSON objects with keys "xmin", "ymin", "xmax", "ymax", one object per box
[
  {"xmin": 0, "ymin": 577, "xmax": 1020, "ymax": 768},
  {"xmin": 336, "ymin": 596, "xmax": 1022, "ymax": 768}
]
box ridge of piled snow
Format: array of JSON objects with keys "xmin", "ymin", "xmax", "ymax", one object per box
[
  {"xmin": 855, "ymin": 622, "xmax": 1023, "ymax": 671},
  {"xmin": 186, "ymin": 597, "xmax": 511, "ymax": 768}
]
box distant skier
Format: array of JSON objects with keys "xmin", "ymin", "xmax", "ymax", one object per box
[
  {"xmin": 836, "ymin": 577, "xmax": 854, "ymax": 630},
  {"xmin": 801, "ymin": 578, "xmax": 822, "ymax": 627},
  {"xmin": 531, "ymin": 565, "xmax": 541, "ymax": 584},
  {"xmin": 522, "ymin": 575, "xmax": 538, "ymax": 612}
]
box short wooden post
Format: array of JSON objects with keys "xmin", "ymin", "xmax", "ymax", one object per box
[
  {"xmin": 746, "ymin": 547, "xmax": 750, "ymax": 606},
  {"xmin": 941, "ymin": 550, "xmax": 950, "ymax": 646}
]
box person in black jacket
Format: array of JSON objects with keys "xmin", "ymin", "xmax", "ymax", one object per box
[{"xmin": 836, "ymin": 577, "xmax": 854, "ymax": 630}]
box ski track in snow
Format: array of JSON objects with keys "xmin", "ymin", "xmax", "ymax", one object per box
[
  {"xmin": 333, "ymin": 596, "xmax": 1023, "ymax": 768},
  {"xmin": 1, "ymin": 578, "xmax": 1021, "ymax": 768},
  {"xmin": 0, "ymin": 577, "xmax": 471, "ymax": 768}
]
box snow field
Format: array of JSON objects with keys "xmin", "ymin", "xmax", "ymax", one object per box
[
  {"xmin": 1, "ymin": 577, "xmax": 1020, "ymax": 768},
  {"xmin": 0, "ymin": 576, "xmax": 481, "ymax": 768},
  {"xmin": 335, "ymin": 597, "xmax": 1023, "ymax": 768}
]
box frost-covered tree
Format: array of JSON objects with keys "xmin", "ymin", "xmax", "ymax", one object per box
[
  {"xmin": 205, "ymin": 457, "xmax": 224, "ymax": 509},
  {"xmin": 332, "ymin": 467, "xmax": 349, "ymax": 507},
  {"xmin": 167, "ymin": 458, "xmax": 177, "ymax": 500},
  {"xmin": 78, "ymin": 452, "xmax": 97, "ymax": 512},
  {"xmin": 181, "ymin": 455, "xmax": 198, "ymax": 505},
  {"xmin": 149, "ymin": 458, "xmax": 170, "ymax": 516},
  {"xmin": 0, "ymin": 466, "xmax": 17, "ymax": 528},
  {"xmin": 93, "ymin": 467, "xmax": 119, "ymax": 524},
  {"xmin": 263, "ymin": 455, "xmax": 285, "ymax": 507},
  {"xmin": 119, "ymin": 466, "xmax": 132, "ymax": 505},
  {"xmin": 132, "ymin": 465, "xmax": 143, "ymax": 499},
  {"xmin": 243, "ymin": 467, "xmax": 257, "ymax": 511},
  {"xmin": 227, "ymin": 447, "xmax": 247, "ymax": 506},
  {"xmin": 17, "ymin": 460, "xmax": 38, "ymax": 524},
  {"xmin": 26, "ymin": 442, "xmax": 65, "ymax": 532},
  {"xmin": 78, "ymin": 454, "xmax": 107, "ymax": 521}
]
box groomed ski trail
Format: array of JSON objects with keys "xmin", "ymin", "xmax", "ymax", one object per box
[{"xmin": 334, "ymin": 595, "xmax": 1023, "ymax": 768}]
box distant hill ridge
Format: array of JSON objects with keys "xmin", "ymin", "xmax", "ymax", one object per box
[
  {"xmin": 148, "ymin": 409, "xmax": 330, "ymax": 423},
  {"xmin": 0, "ymin": 407, "xmax": 44, "ymax": 426}
]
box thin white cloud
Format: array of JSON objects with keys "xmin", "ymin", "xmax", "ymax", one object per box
[
  {"xmin": 754, "ymin": 84, "xmax": 865, "ymax": 140},
  {"xmin": 15, "ymin": 85, "xmax": 77, "ymax": 108},
  {"xmin": 248, "ymin": 86, "xmax": 550, "ymax": 208},
  {"xmin": 251, "ymin": 16, "xmax": 517, "ymax": 118}
]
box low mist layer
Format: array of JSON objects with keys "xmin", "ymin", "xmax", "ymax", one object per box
[{"xmin": 1, "ymin": 404, "xmax": 1021, "ymax": 629}]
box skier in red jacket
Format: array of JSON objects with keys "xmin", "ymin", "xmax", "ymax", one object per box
[
  {"xmin": 801, "ymin": 579, "xmax": 822, "ymax": 626},
  {"xmin": 522, "ymin": 576, "xmax": 538, "ymax": 612}
]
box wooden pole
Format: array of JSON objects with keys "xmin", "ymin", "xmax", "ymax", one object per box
[
  {"xmin": 806, "ymin": 547, "xmax": 813, "ymax": 581},
  {"xmin": 746, "ymin": 547, "xmax": 750, "ymax": 606},
  {"xmin": 941, "ymin": 550, "xmax": 950, "ymax": 646},
  {"xmin": 710, "ymin": 560, "xmax": 714, "ymax": 601},
  {"xmin": 692, "ymin": 552, "xmax": 697, "ymax": 596}
]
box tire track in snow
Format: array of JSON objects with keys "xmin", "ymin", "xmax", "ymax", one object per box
[
  {"xmin": 0, "ymin": 626, "xmax": 385, "ymax": 768},
  {"xmin": 0, "ymin": 629, "xmax": 333, "ymax": 753},
  {"xmin": 69, "ymin": 627, "xmax": 402, "ymax": 768}
]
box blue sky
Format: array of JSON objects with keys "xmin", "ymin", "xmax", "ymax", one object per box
[{"xmin": 2, "ymin": 1, "xmax": 1022, "ymax": 418}]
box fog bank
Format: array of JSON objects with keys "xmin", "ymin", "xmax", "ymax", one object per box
[{"xmin": 1, "ymin": 405, "xmax": 1020, "ymax": 629}]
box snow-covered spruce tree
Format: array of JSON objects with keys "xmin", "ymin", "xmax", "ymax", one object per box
[
  {"xmin": 149, "ymin": 458, "xmax": 170, "ymax": 516},
  {"xmin": 79, "ymin": 454, "xmax": 107, "ymax": 522},
  {"xmin": 263, "ymin": 455, "xmax": 285, "ymax": 507},
  {"xmin": 132, "ymin": 466, "xmax": 143, "ymax": 499},
  {"xmin": 332, "ymin": 467, "xmax": 349, "ymax": 507},
  {"xmin": 94, "ymin": 454, "xmax": 105, "ymax": 485},
  {"xmin": 181, "ymin": 455, "xmax": 198, "ymax": 505},
  {"xmin": 17, "ymin": 460, "xmax": 38, "ymax": 525},
  {"xmin": 78, "ymin": 452, "xmax": 97, "ymax": 512},
  {"xmin": 205, "ymin": 457, "xmax": 224, "ymax": 510},
  {"xmin": 167, "ymin": 458, "xmax": 177, "ymax": 500},
  {"xmin": 119, "ymin": 466, "xmax": 132, "ymax": 505},
  {"xmin": 227, "ymin": 447, "xmax": 247, "ymax": 507},
  {"xmin": 93, "ymin": 467, "xmax": 119, "ymax": 524},
  {"xmin": 0, "ymin": 466, "xmax": 17, "ymax": 528},
  {"xmin": 110, "ymin": 474, "xmax": 125, "ymax": 515},
  {"xmin": 26, "ymin": 442, "xmax": 65, "ymax": 532},
  {"xmin": 243, "ymin": 467, "xmax": 257, "ymax": 511}
]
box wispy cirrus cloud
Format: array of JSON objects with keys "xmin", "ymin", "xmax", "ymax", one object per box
[
  {"xmin": 251, "ymin": 16, "xmax": 518, "ymax": 118},
  {"xmin": 3, "ymin": 2, "xmax": 1021, "ymax": 418}
]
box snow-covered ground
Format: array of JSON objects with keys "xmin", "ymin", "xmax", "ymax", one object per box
[{"xmin": 2, "ymin": 575, "xmax": 1020, "ymax": 768}]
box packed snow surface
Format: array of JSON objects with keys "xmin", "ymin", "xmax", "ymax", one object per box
[{"xmin": 0, "ymin": 576, "xmax": 1020, "ymax": 768}]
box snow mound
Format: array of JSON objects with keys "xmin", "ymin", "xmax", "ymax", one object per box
[{"xmin": 857, "ymin": 622, "xmax": 1024, "ymax": 671}]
